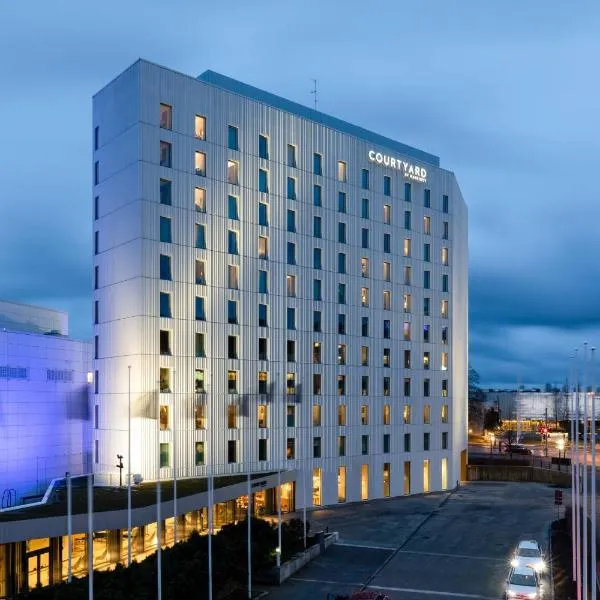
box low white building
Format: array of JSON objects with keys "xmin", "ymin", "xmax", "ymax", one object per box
[{"xmin": 0, "ymin": 300, "xmax": 92, "ymax": 506}]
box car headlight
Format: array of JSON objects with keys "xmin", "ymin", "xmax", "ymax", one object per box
[
  {"xmin": 510, "ymin": 558, "xmax": 519, "ymax": 567},
  {"xmin": 527, "ymin": 594, "xmax": 536, "ymax": 599},
  {"xmin": 507, "ymin": 592, "xmax": 516, "ymax": 597},
  {"xmin": 536, "ymin": 560, "xmax": 546, "ymax": 572}
]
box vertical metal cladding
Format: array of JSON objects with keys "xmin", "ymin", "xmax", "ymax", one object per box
[{"xmin": 92, "ymin": 59, "xmax": 468, "ymax": 505}]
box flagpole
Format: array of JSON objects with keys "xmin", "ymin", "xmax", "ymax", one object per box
[
  {"xmin": 247, "ymin": 470, "xmax": 252, "ymax": 599},
  {"xmin": 156, "ymin": 380, "xmax": 162, "ymax": 600},
  {"xmin": 576, "ymin": 348, "xmax": 582, "ymax": 600},
  {"xmin": 173, "ymin": 369, "xmax": 177, "ymax": 545},
  {"xmin": 67, "ymin": 470, "xmax": 72, "ymax": 582},
  {"xmin": 584, "ymin": 343, "xmax": 589, "ymax": 600},
  {"xmin": 208, "ymin": 473, "xmax": 213, "ymax": 600},
  {"xmin": 591, "ymin": 347, "xmax": 597, "ymax": 600},
  {"xmin": 127, "ymin": 365, "xmax": 132, "ymax": 566},
  {"xmin": 87, "ymin": 470, "xmax": 93, "ymax": 600}
]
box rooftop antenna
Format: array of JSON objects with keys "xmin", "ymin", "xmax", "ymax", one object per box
[{"xmin": 310, "ymin": 79, "xmax": 318, "ymax": 111}]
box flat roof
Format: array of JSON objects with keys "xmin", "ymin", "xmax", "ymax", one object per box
[{"xmin": 197, "ymin": 70, "xmax": 440, "ymax": 168}]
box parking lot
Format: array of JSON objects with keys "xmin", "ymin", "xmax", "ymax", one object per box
[{"xmin": 265, "ymin": 482, "xmax": 557, "ymax": 600}]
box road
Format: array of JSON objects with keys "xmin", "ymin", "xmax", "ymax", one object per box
[{"xmin": 264, "ymin": 482, "xmax": 557, "ymax": 600}]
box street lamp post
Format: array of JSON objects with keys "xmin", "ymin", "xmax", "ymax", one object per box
[
  {"xmin": 557, "ymin": 438, "xmax": 565, "ymax": 472},
  {"xmin": 490, "ymin": 433, "xmax": 495, "ymax": 455}
]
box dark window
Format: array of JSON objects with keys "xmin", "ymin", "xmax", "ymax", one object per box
[
  {"xmin": 228, "ymin": 195, "xmax": 239, "ymax": 220},
  {"xmin": 94, "ymin": 231, "xmax": 99, "ymax": 255},
  {"xmin": 424, "ymin": 270, "xmax": 431, "ymax": 289},
  {"xmin": 160, "ymin": 179, "xmax": 172, "ymax": 205},
  {"xmin": 442, "ymin": 432, "xmax": 448, "ymax": 450},
  {"xmin": 259, "ymin": 135, "xmax": 269, "ymax": 160},
  {"xmin": 313, "ymin": 311, "xmax": 322, "ymax": 332},
  {"xmin": 424, "ymin": 297, "xmax": 430, "ymax": 317},
  {"xmin": 338, "ymin": 192, "xmax": 347, "ymax": 213},
  {"xmin": 227, "ymin": 335, "xmax": 238, "ymax": 359},
  {"xmin": 361, "ymin": 197, "xmax": 369, "ymax": 219},
  {"xmin": 258, "ymin": 303, "xmax": 268, "ymax": 327},
  {"xmin": 195, "ymin": 297, "xmax": 206, "ymax": 321},
  {"xmin": 313, "ymin": 153, "xmax": 322, "ymax": 175},
  {"xmin": 338, "ymin": 253, "xmax": 346, "ymax": 274},
  {"xmin": 338, "ymin": 222, "xmax": 346, "ymax": 243},
  {"xmin": 383, "ymin": 434, "xmax": 391, "ymax": 453},
  {"xmin": 227, "ymin": 300, "xmax": 238, "ymax": 324},
  {"xmin": 313, "ymin": 216, "xmax": 322, "ymax": 238},
  {"xmin": 94, "ymin": 196, "xmax": 99, "ymax": 220},
  {"xmin": 195, "ymin": 333, "xmax": 205, "ymax": 358},
  {"xmin": 443, "ymin": 194, "xmax": 449, "ymax": 213},
  {"xmin": 287, "ymin": 177, "xmax": 296, "ymax": 200},
  {"xmin": 160, "ymin": 292, "xmax": 171, "ymax": 318},
  {"xmin": 287, "ymin": 307, "xmax": 296, "ymax": 330},
  {"xmin": 383, "ymin": 233, "xmax": 391, "ymax": 253},
  {"xmin": 383, "ymin": 320, "xmax": 391, "ymax": 339},
  {"xmin": 287, "ymin": 209, "xmax": 296, "ymax": 232},
  {"xmin": 404, "ymin": 433, "xmax": 411, "ymax": 452},
  {"xmin": 94, "ymin": 161, "xmax": 99, "ymax": 185},
  {"xmin": 287, "ymin": 242, "xmax": 296, "ymax": 265},
  {"xmin": 361, "ymin": 228, "xmax": 369, "ymax": 249},
  {"xmin": 361, "ymin": 317, "xmax": 369, "ymax": 337},
  {"xmin": 287, "ymin": 340, "xmax": 296, "ymax": 362},
  {"xmin": 404, "ymin": 182, "xmax": 411, "ymax": 202},
  {"xmin": 361, "ymin": 168, "xmax": 369, "ymax": 190},
  {"xmin": 259, "ymin": 439, "xmax": 267, "ymax": 461},
  {"xmin": 313, "ymin": 248, "xmax": 322, "ymax": 270},
  {"xmin": 424, "ymin": 379, "xmax": 430, "ymax": 397},
  {"xmin": 384, "ymin": 176, "xmax": 391, "ymax": 196},
  {"xmin": 94, "ymin": 126, "xmax": 99, "ymax": 150},
  {"xmin": 338, "ymin": 283, "xmax": 346, "ymax": 304},
  {"xmin": 424, "ymin": 433, "xmax": 430, "ymax": 451},
  {"xmin": 160, "ymin": 330, "xmax": 171, "ymax": 355},
  {"xmin": 259, "ymin": 203, "xmax": 269, "ymax": 226},
  {"xmin": 361, "ymin": 435, "xmax": 369, "ymax": 455},
  {"xmin": 258, "ymin": 337, "xmax": 268, "ymax": 361},
  {"xmin": 259, "ymin": 169, "xmax": 268, "ymax": 193},
  {"xmin": 287, "ymin": 144, "xmax": 297, "ymax": 168},
  {"xmin": 159, "ymin": 254, "xmax": 172, "ymax": 280},
  {"xmin": 228, "ymin": 230, "xmax": 238, "ymax": 254},
  {"xmin": 442, "ymin": 274, "xmax": 449, "ymax": 293},
  {"xmin": 228, "ymin": 126, "xmax": 239, "ymax": 151},
  {"xmin": 424, "ymin": 188, "xmax": 431, "ymax": 207},
  {"xmin": 338, "ymin": 313, "xmax": 346, "ymax": 335},
  {"xmin": 404, "ymin": 210, "xmax": 411, "ymax": 230},
  {"xmin": 94, "ymin": 300, "xmax": 99, "ymax": 325},
  {"xmin": 160, "ymin": 217, "xmax": 172, "ymax": 243},
  {"xmin": 227, "ymin": 440, "xmax": 237, "ymax": 463},
  {"xmin": 313, "ymin": 184, "xmax": 322, "ymax": 207},
  {"xmin": 313, "ymin": 437, "xmax": 322, "ymax": 458},
  {"xmin": 159, "ymin": 141, "xmax": 171, "ymax": 167},
  {"xmin": 313, "ymin": 279, "xmax": 322, "ymax": 301},
  {"xmin": 94, "ymin": 266, "xmax": 99, "ymax": 290},
  {"xmin": 404, "ymin": 378, "xmax": 411, "ymax": 396},
  {"xmin": 94, "ymin": 335, "xmax": 99, "ymax": 359}
]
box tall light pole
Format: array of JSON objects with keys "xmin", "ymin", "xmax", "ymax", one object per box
[
  {"xmin": 127, "ymin": 365, "xmax": 132, "ymax": 567},
  {"xmin": 575, "ymin": 349, "xmax": 582, "ymax": 600},
  {"xmin": 591, "ymin": 347, "xmax": 597, "ymax": 600}
]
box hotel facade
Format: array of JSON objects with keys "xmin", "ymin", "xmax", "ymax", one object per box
[{"xmin": 92, "ymin": 59, "xmax": 468, "ymax": 506}]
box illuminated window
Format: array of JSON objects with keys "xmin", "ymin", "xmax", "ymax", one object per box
[
  {"xmin": 361, "ymin": 404, "xmax": 369, "ymax": 425},
  {"xmin": 441, "ymin": 352, "xmax": 448, "ymax": 371},
  {"xmin": 287, "ymin": 372, "xmax": 296, "ymax": 395},
  {"xmin": 361, "ymin": 257, "xmax": 370, "ymax": 278},
  {"xmin": 287, "ymin": 438, "xmax": 296, "ymax": 460},
  {"xmin": 195, "ymin": 151, "xmax": 206, "ymax": 176},
  {"xmin": 338, "ymin": 160, "xmax": 347, "ymax": 182},
  {"xmin": 424, "ymin": 216, "xmax": 431, "ymax": 235},
  {"xmin": 337, "ymin": 375, "xmax": 346, "ymax": 396},
  {"xmin": 383, "ymin": 376, "xmax": 391, "ymax": 396},
  {"xmin": 383, "ymin": 404, "xmax": 391, "ymax": 425},
  {"xmin": 338, "ymin": 466, "xmax": 346, "ymax": 502},
  {"xmin": 361, "ymin": 465, "xmax": 369, "ymax": 501},
  {"xmin": 195, "ymin": 404, "xmax": 206, "ymax": 429},
  {"xmin": 383, "ymin": 347, "xmax": 391, "ymax": 367},
  {"xmin": 313, "ymin": 467, "xmax": 322, "ymax": 505},
  {"xmin": 227, "ymin": 404, "xmax": 238, "ymax": 428},
  {"xmin": 383, "ymin": 261, "xmax": 391, "ymax": 281},
  {"xmin": 160, "ymin": 405, "xmax": 169, "ymax": 430},
  {"xmin": 258, "ymin": 404, "xmax": 267, "ymax": 428},
  {"xmin": 441, "ymin": 404, "xmax": 449, "ymax": 423},
  {"xmin": 195, "ymin": 115, "xmax": 206, "ymax": 139},
  {"xmin": 227, "ymin": 370, "xmax": 238, "ymax": 394},
  {"xmin": 441, "ymin": 457, "xmax": 448, "ymax": 489},
  {"xmin": 403, "ymin": 321, "xmax": 411, "ymax": 341},
  {"xmin": 441, "ymin": 247, "xmax": 449, "ymax": 266},
  {"xmin": 338, "ymin": 404, "xmax": 346, "ymax": 426},
  {"xmin": 195, "ymin": 187, "xmax": 206, "ymax": 212},
  {"xmin": 383, "ymin": 204, "xmax": 391, "ymax": 224},
  {"xmin": 404, "ymin": 462, "xmax": 411, "ymax": 495},
  {"xmin": 383, "ymin": 290, "xmax": 391, "ymax": 310},
  {"xmin": 160, "ymin": 443, "xmax": 170, "ymax": 468},
  {"xmin": 338, "ymin": 344, "xmax": 346, "ymax": 365},
  {"xmin": 258, "ymin": 371, "xmax": 268, "ymax": 395},
  {"xmin": 313, "ymin": 341, "xmax": 322, "ymax": 364},
  {"xmin": 228, "ymin": 265, "xmax": 239, "ymax": 289},
  {"xmin": 287, "ymin": 274, "xmax": 296, "ymax": 297},
  {"xmin": 442, "ymin": 380, "xmax": 448, "ymax": 398},
  {"xmin": 160, "ymin": 141, "xmax": 171, "ymax": 167},
  {"xmin": 160, "ymin": 368, "xmax": 170, "ymax": 393},
  {"xmin": 361, "ymin": 345, "xmax": 369, "ymax": 366},
  {"xmin": 423, "ymin": 459, "xmax": 430, "ymax": 493},
  {"xmin": 423, "ymin": 352, "xmax": 430, "ymax": 370},
  {"xmin": 361, "ymin": 287, "xmax": 369, "ymax": 307},
  {"xmin": 195, "ymin": 441, "xmax": 205, "ymax": 466},
  {"xmin": 195, "ymin": 369, "xmax": 205, "ymax": 393},
  {"xmin": 403, "ymin": 238, "xmax": 411, "ymax": 257},
  {"xmin": 258, "ymin": 236, "xmax": 268, "ymax": 260},
  {"xmin": 313, "ymin": 403, "xmax": 322, "ymax": 426},
  {"xmin": 160, "ymin": 103, "xmax": 172, "ymax": 129},
  {"xmin": 423, "ymin": 404, "xmax": 431, "ymax": 425},
  {"xmin": 383, "ymin": 463, "xmax": 391, "ymax": 498},
  {"xmin": 225, "ymin": 160, "xmax": 238, "ymax": 184},
  {"xmin": 441, "ymin": 300, "xmax": 449, "ymax": 318},
  {"xmin": 404, "ymin": 293, "xmax": 411, "ymax": 313}
]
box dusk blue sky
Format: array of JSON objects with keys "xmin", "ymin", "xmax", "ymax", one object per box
[{"xmin": 1, "ymin": 1, "xmax": 598, "ymax": 389}]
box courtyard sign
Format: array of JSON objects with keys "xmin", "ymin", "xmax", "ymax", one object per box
[{"xmin": 368, "ymin": 150, "xmax": 427, "ymax": 183}]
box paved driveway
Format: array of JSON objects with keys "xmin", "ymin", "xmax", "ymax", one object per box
[{"xmin": 264, "ymin": 482, "xmax": 556, "ymax": 600}]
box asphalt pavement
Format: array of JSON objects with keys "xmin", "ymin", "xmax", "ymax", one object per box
[{"xmin": 263, "ymin": 482, "xmax": 556, "ymax": 600}]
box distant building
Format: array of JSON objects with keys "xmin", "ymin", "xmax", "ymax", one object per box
[{"xmin": 0, "ymin": 300, "xmax": 92, "ymax": 506}]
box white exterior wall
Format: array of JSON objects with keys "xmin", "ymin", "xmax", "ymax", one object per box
[
  {"xmin": 93, "ymin": 60, "xmax": 468, "ymax": 506},
  {"xmin": 0, "ymin": 327, "xmax": 92, "ymax": 505}
]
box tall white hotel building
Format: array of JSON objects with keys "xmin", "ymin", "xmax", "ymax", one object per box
[{"xmin": 92, "ymin": 59, "xmax": 468, "ymax": 509}]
